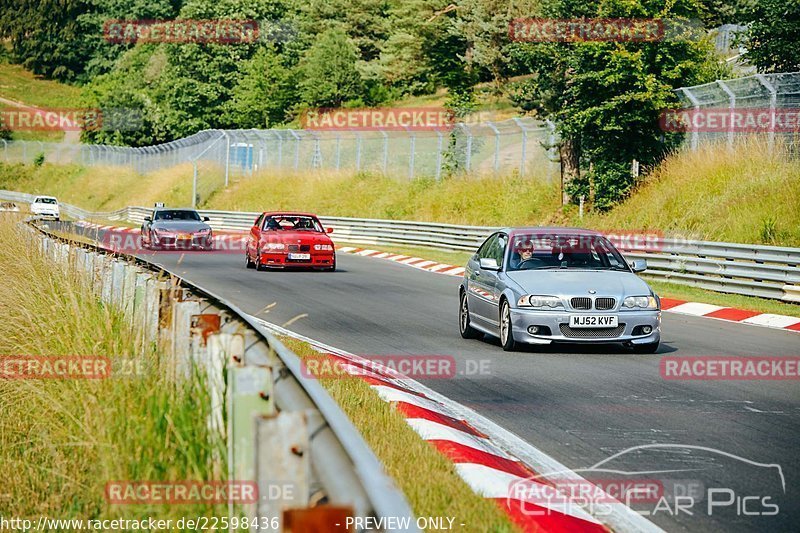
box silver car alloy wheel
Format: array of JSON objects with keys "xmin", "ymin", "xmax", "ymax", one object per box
[
  {"xmin": 501, "ymin": 302, "xmax": 511, "ymax": 345},
  {"xmin": 460, "ymin": 293, "xmax": 469, "ymax": 333}
]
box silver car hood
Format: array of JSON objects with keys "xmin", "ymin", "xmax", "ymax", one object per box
[
  {"xmin": 151, "ymin": 220, "xmax": 210, "ymax": 232},
  {"xmin": 504, "ymin": 269, "xmax": 652, "ymax": 297}
]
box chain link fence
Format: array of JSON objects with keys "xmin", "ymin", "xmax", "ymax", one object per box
[
  {"xmin": 676, "ymin": 71, "xmax": 800, "ymax": 150},
  {"xmin": 1, "ymin": 117, "xmax": 559, "ymax": 185}
]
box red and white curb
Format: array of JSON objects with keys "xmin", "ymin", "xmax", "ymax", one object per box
[
  {"xmin": 255, "ymin": 319, "xmax": 662, "ymax": 533},
  {"xmin": 336, "ymin": 246, "xmax": 800, "ymax": 334},
  {"xmin": 660, "ymin": 299, "xmax": 800, "ymax": 332},
  {"xmin": 337, "ymin": 246, "xmax": 466, "ymax": 277}
]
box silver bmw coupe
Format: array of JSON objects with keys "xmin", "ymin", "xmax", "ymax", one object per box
[{"xmin": 459, "ymin": 228, "xmax": 661, "ymax": 353}]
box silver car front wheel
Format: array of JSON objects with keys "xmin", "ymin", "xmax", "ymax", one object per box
[{"xmin": 500, "ymin": 300, "xmax": 517, "ymax": 351}]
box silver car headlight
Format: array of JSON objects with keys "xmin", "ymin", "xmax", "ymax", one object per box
[
  {"xmin": 517, "ymin": 295, "xmax": 564, "ymax": 309},
  {"xmin": 622, "ymin": 296, "xmax": 658, "ymax": 310},
  {"xmin": 196, "ymin": 228, "xmax": 211, "ymax": 234}
]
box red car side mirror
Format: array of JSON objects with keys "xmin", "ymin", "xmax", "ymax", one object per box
[{"xmin": 326, "ymin": 227, "xmax": 334, "ymax": 234}]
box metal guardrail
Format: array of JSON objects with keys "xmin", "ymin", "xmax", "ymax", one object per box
[
  {"xmin": 28, "ymin": 215, "xmax": 418, "ymax": 532},
  {"xmin": 4, "ymin": 189, "xmax": 798, "ymax": 303}
]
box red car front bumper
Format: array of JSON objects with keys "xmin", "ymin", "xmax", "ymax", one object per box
[{"xmin": 258, "ymin": 252, "xmax": 335, "ymax": 267}]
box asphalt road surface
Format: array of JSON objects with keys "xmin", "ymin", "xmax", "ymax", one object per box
[{"xmin": 71, "ymin": 224, "xmax": 800, "ymax": 533}]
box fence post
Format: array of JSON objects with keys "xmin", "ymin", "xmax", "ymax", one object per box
[
  {"xmin": 512, "ymin": 118, "xmax": 528, "ymax": 178},
  {"xmin": 172, "ymin": 298, "xmax": 201, "ymax": 381},
  {"xmin": 192, "ymin": 162, "xmax": 198, "ymax": 209},
  {"xmin": 406, "ymin": 126, "xmax": 416, "ymax": 180},
  {"xmin": 463, "ymin": 124, "xmax": 473, "ymax": 172},
  {"xmin": 381, "ymin": 130, "xmax": 389, "ymax": 175},
  {"xmin": 716, "ymin": 80, "xmax": 736, "ymax": 149},
  {"xmin": 288, "ymin": 129, "xmax": 300, "ymax": 170},
  {"xmin": 254, "ymin": 410, "xmax": 313, "ymax": 528},
  {"xmin": 355, "ymin": 132, "xmax": 362, "ymax": 172},
  {"xmin": 335, "ymin": 133, "xmax": 342, "ymax": 170},
  {"xmin": 486, "ymin": 121, "xmax": 501, "ymax": 174},
  {"xmin": 435, "ymin": 130, "xmax": 443, "ymax": 182},
  {"xmin": 756, "ymin": 74, "xmax": 777, "ymax": 151},
  {"xmin": 680, "ymin": 88, "xmax": 701, "ymax": 151},
  {"xmin": 224, "ymin": 131, "xmax": 231, "ymax": 187},
  {"xmin": 228, "ymin": 362, "xmax": 275, "ymax": 519}
]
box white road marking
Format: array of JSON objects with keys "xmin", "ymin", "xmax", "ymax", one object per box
[{"xmin": 667, "ymin": 302, "xmax": 725, "ymax": 316}]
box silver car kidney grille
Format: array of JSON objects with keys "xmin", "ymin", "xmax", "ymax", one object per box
[
  {"xmin": 595, "ymin": 297, "xmax": 616, "ymax": 310},
  {"xmin": 570, "ymin": 297, "xmax": 616, "ymax": 310},
  {"xmin": 571, "ymin": 297, "xmax": 592, "ymax": 310}
]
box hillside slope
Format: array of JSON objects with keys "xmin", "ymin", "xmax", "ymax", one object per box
[{"xmin": 1, "ymin": 137, "xmax": 797, "ymax": 246}]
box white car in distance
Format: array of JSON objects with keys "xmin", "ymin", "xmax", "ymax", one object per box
[{"xmin": 30, "ymin": 196, "xmax": 60, "ymax": 220}]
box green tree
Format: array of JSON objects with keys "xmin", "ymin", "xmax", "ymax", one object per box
[
  {"xmin": 509, "ymin": 0, "xmax": 724, "ymax": 209},
  {"xmin": 0, "ymin": 0, "xmax": 178, "ymax": 82},
  {"xmin": 226, "ymin": 45, "xmax": 298, "ymax": 128},
  {"xmin": 298, "ymin": 29, "xmax": 365, "ymax": 107},
  {"xmin": 741, "ymin": 0, "xmax": 800, "ymax": 73},
  {"xmin": 449, "ymin": 0, "xmax": 539, "ymax": 90}
]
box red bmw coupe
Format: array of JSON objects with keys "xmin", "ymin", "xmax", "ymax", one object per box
[{"xmin": 245, "ymin": 212, "xmax": 336, "ymax": 271}]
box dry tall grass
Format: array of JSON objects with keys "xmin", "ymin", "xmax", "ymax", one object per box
[
  {"xmin": 208, "ymin": 170, "xmax": 561, "ymax": 226},
  {"xmin": 580, "ymin": 137, "xmax": 800, "ymax": 245},
  {"xmin": 0, "ymin": 217, "xmax": 224, "ymax": 520}
]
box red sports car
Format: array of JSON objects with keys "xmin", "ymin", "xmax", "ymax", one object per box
[{"xmin": 245, "ymin": 212, "xmax": 336, "ymax": 271}]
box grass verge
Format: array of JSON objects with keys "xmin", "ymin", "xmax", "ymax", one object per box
[
  {"xmin": 0, "ymin": 59, "xmax": 82, "ymax": 109},
  {"xmin": 280, "ymin": 336, "xmax": 519, "ymax": 532},
  {"xmin": 0, "ymin": 162, "xmax": 202, "ymax": 211},
  {"xmin": 571, "ymin": 137, "xmax": 800, "ymax": 246},
  {"xmin": 336, "ymin": 242, "xmax": 800, "ymax": 319},
  {"xmin": 0, "ymin": 214, "xmax": 225, "ymax": 521}
]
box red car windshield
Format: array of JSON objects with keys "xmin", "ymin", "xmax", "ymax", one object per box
[{"xmin": 262, "ymin": 215, "xmax": 324, "ymax": 232}]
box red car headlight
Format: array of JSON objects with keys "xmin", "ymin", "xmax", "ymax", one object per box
[
  {"xmin": 314, "ymin": 244, "xmax": 333, "ymax": 251},
  {"xmin": 262, "ymin": 242, "xmax": 286, "ymax": 251}
]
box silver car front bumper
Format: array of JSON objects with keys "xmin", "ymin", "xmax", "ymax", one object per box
[{"xmin": 510, "ymin": 308, "xmax": 661, "ymax": 345}]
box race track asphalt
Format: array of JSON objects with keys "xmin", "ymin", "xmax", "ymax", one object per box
[{"xmin": 72, "ymin": 224, "xmax": 800, "ymax": 533}]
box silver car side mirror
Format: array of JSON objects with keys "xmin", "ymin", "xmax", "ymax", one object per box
[
  {"xmin": 479, "ymin": 257, "xmax": 500, "ymax": 271},
  {"xmin": 630, "ymin": 259, "xmax": 647, "ymax": 272}
]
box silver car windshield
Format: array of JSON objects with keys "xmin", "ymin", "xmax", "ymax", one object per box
[
  {"xmin": 507, "ymin": 233, "xmax": 629, "ymax": 271},
  {"xmin": 154, "ymin": 210, "xmax": 201, "ymax": 221}
]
